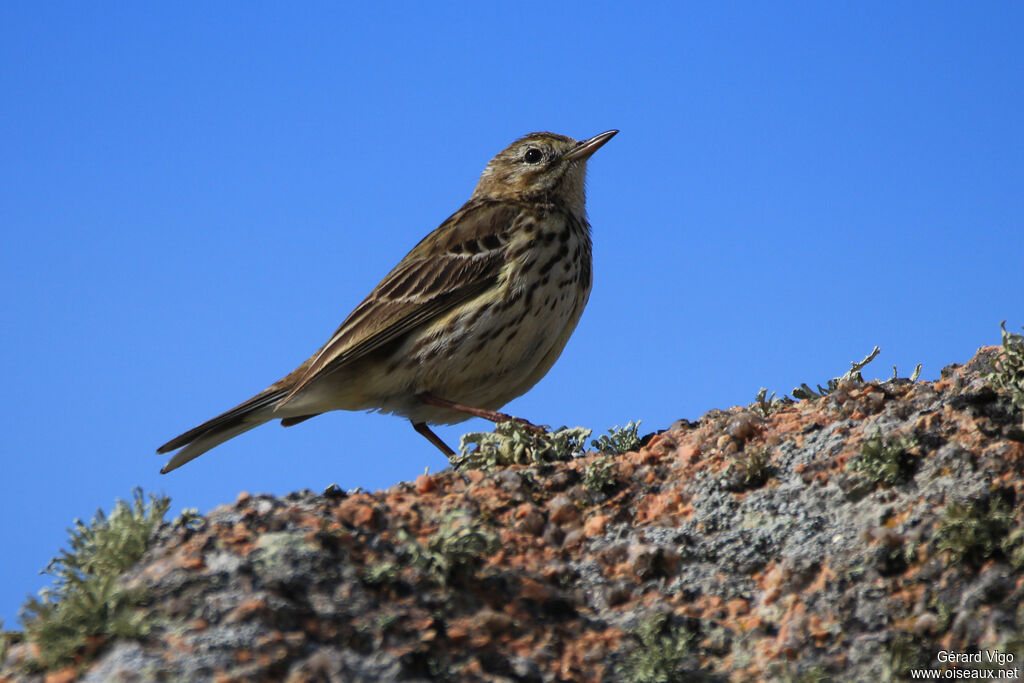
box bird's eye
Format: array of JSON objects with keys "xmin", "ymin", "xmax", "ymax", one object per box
[{"xmin": 523, "ymin": 148, "xmax": 543, "ymax": 164}]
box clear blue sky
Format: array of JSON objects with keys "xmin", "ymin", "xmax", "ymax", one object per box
[{"xmin": 2, "ymin": 3, "xmax": 1022, "ymax": 627}]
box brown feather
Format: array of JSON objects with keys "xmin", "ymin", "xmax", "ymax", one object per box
[
  {"xmin": 156, "ymin": 388, "xmax": 285, "ymax": 454},
  {"xmin": 277, "ymin": 200, "xmax": 522, "ymax": 404}
]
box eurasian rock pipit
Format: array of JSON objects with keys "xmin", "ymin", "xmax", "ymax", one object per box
[{"xmin": 158, "ymin": 129, "xmax": 617, "ymax": 473}]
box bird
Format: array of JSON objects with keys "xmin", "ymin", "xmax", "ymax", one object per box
[{"xmin": 158, "ymin": 129, "xmax": 617, "ymax": 473}]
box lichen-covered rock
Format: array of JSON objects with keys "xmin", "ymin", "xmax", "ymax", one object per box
[{"xmin": 4, "ymin": 346, "xmax": 1024, "ymax": 682}]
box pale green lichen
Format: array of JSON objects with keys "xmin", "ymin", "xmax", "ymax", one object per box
[
  {"xmin": 792, "ymin": 346, "xmax": 881, "ymax": 400},
  {"xmin": 454, "ymin": 422, "xmax": 591, "ymax": 471},
  {"xmin": 936, "ymin": 494, "xmax": 1021, "ymax": 568},
  {"xmin": 723, "ymin": 445, "xmax": 773, "ymax": 492},
  {"xmin": 591, "ymin": 420, "xmax": 642, "ymax": 455},
  {"xmin": 989, "ymin": 321, "xmax": 1024, "ymax": 411},
  {"xmin": 847, "ymin": 432, "xmax": 918, "ymax": 487},
  {"xmin": 616, "ymin": 612, "xmax": 697, "ymax": 682},
  {"xmin": 19, "ymin": 488, "xmax": 170, "ymax": 669},
  {"xmin": 367, "ymin": 512, "xmax": 499, "ymax": 587},
  {"xmin": 752, "ymin": 388, "xmax": 791, "ymax": 417},
  {"xmin": 583, "ymin": 454, "xmax": 619, "ymax": 494}
]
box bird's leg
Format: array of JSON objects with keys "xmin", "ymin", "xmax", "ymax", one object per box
[
  {"xmin": 415, "ymin": 392, "xmax": 547, "ymax": 435},
  {"xmin": 412, "ymin": 420, "xmax": 455, "ymax": 456}
]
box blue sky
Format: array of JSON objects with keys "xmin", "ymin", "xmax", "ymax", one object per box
[{"xmin": 2, "ymin": 3, "xmax": 1022, "ymax": 627}]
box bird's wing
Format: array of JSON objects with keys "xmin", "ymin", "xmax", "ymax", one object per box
[{"xmin": 278, "ymin": 199, "xmax": 523, "ymax": 405}]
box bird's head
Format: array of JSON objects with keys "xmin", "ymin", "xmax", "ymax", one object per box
[{"xmin": 473, "ymin": 130, "xmax": 617, "ymax": 212}]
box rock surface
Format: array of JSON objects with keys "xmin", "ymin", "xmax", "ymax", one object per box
[{"xmin": 4, "ymin": 347, "xmax": 1024, "ymax": 681}]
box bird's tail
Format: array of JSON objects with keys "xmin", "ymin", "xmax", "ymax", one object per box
[{"xmin": 157, "ymin": 389, "xmax": 287, "ymax": 473}]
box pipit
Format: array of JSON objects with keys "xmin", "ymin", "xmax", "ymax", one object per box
[{"xmin": 158, "ymin": 129, "xmax": 617, "ymax": 473}]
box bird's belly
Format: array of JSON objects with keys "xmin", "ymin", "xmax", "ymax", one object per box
[
  {"xmin": 433, "ymin": 282, "xmax": 583, "ymax": 406},
  {"xmin": 362, "ymin": 272, "xmax": 590, "ymax": 424}
]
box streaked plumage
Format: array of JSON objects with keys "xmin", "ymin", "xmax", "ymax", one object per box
[{"xmin": 158, "ymin": 130, "xmax": 617, "ymax": 473}]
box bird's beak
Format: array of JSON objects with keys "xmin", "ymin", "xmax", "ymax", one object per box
[{"xmin": 563, "ymin": 129, "xmax": 618, "ymax": 162}]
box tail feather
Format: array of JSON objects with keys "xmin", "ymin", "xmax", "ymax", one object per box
[
  {"xmin": 157, "ymin": 388, "xmax": 288, "ymax": 474},
  {"xmin": 159, "ymin": 420, "xmax": 267, "ymax": 474}
]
